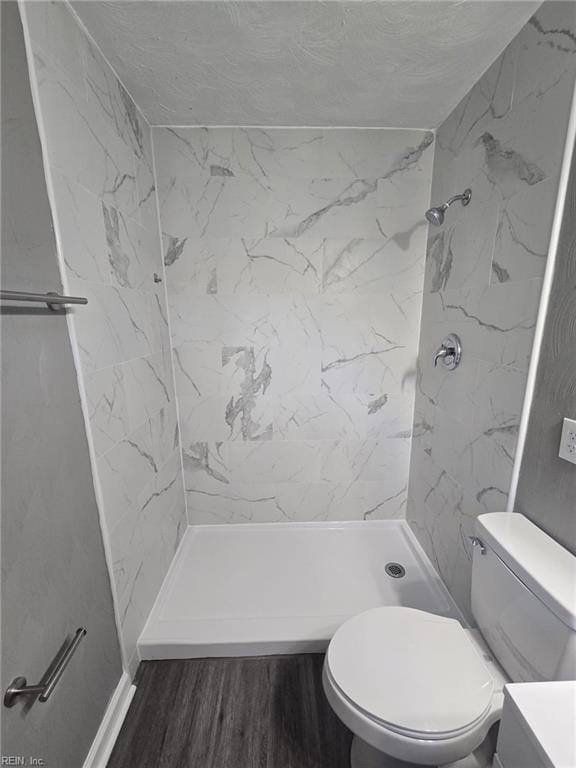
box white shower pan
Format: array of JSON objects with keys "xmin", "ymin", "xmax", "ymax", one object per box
[{"xmin": 139, "ymin": 520, "xmax": 461, "ymax": 659}]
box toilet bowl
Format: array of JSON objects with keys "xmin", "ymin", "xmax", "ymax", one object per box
[
  {"xmin": 322, "ymin": 606, "xmax": 506, "ymax": 766},
  {"xmin": 322, "ymin": 513, "xmax": 576, "ymax": 768}
]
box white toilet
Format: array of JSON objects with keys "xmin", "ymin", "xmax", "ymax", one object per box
[{"xmin": 323, "ymin": 512, "xmax": 576, "ymax": 768}]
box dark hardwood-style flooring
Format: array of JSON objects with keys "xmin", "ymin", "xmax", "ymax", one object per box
[{"xmin": 107, "ymin": 654, "xmax": 352, "ymax": 768}]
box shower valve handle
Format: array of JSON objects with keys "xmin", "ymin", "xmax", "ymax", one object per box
[
  {"xmin": 433, "ymin": 334, "xmax": 462, "ymax": 370},
  {"xmin": 433, "ymin": 346, "xmax": 450, "ymax": 366}
]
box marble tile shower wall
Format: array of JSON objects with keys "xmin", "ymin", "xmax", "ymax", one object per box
[
  {"xmin": 407, "ymin": 2, "xmax": 576, "ymax": 620},
  {"xmin": 153, "ymin": 127, "xmax": 434, "ymax": 524},
  {"xmin": 22, "ymin": 2, "xmax": 186, "ymax": 670}
]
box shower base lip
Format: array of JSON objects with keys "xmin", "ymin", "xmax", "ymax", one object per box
[{"xmin": 138, "ymin": 519, "xmax": 463, "ymax": 660}]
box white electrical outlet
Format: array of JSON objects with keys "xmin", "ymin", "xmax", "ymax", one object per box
[{"xmin": 558, "ymin": 417, "xmax": 576, "ymax": 465}]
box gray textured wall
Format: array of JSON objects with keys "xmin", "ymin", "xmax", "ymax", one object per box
[
  {"xmin": 516, "ymin": 141, "xmax": 576, "ymax": 553},
  {"xmin": 1, "ymin": 4, "xmax": 123, "ymax": 766}
]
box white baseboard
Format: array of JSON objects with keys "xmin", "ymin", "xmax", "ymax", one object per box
[
  {"xmin": 83, "ymin": 672, "xmax": 136, "ymax": 768},
  {"xmin": 126, "ymin": 647, "xmax": 141, "ymax": 680}
]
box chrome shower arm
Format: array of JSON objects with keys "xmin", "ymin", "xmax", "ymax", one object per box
[
  {"xmin": 425, "ymin": 188, "xmax": 471, "ymax": 227},
  {"xmin": 445, "ymin": 189, "xmax": 472, "ymax": 209}
]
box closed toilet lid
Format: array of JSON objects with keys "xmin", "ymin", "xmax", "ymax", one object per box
[{"xmin": 327, "ymin": 607, "xmax": 494, "ymax": 737}]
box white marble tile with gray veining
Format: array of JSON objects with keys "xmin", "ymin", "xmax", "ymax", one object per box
[
  {"xmin": 153, "ymin": 280, "xmax": 172, "ymax": 351},
  {"xmin": 55, "ymin": 168, "xmax": 161, "ymax": 291},
  {"xmin": 274, "ymin": 393, "xmax": 366, "ymax": 441},
  {"xmin": 163, "ymin": 234, "xmax": 218, "ymax": 292},
  {"xmin": 102, "ymin": 202, "xmax": 161, "ymax": 289},
  {"xmin": 411, "ymin": 401, "xmax": 435, "ymax": 457},
  {"xmin": 178, "ymin": 395, "xmax": 232, "ymax": 443},
  {"xmin": 153, "ymin": 127, "xmax": 434, "ymax": 182},
  {"xmin": 84, "ymin": 40, "xmax": 146, "ymax": 166},
  {"xmin": 322, "ymin": 130, "xmax": 434, "ymax": 182},
  {"xmin": 223, "ymin": 440, "xmax": 321, "ymax": 484},
  {"xmin": 318, "ymin": 438, "xmax": 411, "ymax": 485},
  {"xmin": 217, "ymin": 295, "xmax": 322, "ymax": 396},
  {"xmin": 85, "ymin": 364, "xmax": 129, "ymax": 457},
  {"xmin": 22, "ymin": 0, "xmax": 89, "ymax": 96},
  {"xmin": 437, "ymin": 41, "xmax": 517, "ymax": 158},
  {"xmin": 274, "ymin": 479, "xmax": 408, "ymax": 523},
  {"xmin": 153, "ymin": 126, "xmax": 326, "ymax": 179},
  {"xmin": 167, "ymin": 292, "xmax": 223, "ymax": 347},
  {"xmin": 442, "ymin": 280, "xmax": 542, "ymax": 370},
  {"xmin": 185, "ymin": 482, "xmax": 281, "ymax": 525},
  {"xmin": 222, "ymin": 346, "xmax": 274, "ymax": 440},
  {"xmin": 218, "ymin": 238, "xmax": 323, "ymax": 295},
  {"xmin": 156, "ymin": 126, "xmax": 434, "ymax": 525},
  {"xmin": 216, "ymin": 294, "xmax": 277, "ymax": 348},
  {"xmin": 319, "ymin": 291, "xmax": 421, "ymax": 354},
  {"xmin": 407, "ymin": 447, "xmax": 474, "ymax": 620},
  {"xmin": 268, "ymin": 177, "xmax": 385, "ymax": 240},
  {"xmin": 185, "ymin": 478, "xmax": 407, "ymax": 525},
  {"xmin": 408, "ymin": 1, "xmax": 576, "ymax": 623},
  {"xmin": 157, "ymin": 174, "xmax": 387, "ymax": 241},
  {"xmin": 136, "ymin": 127, "xmax": 157, "ymax": 224},
  {"xmin": 34, "ymin": 52, "xmax": 139, "ymax": 218},
  {"xmin": 97, "ymin": 416, "xmax": 167, "ymax": 532},
  {"xmin": 322, "ymin": 234, "xmax": 426, "ymax": 295},
  {"xmin": 111, "ymin": 450, "xmax": 185, "ymax": 651},
  {"xmin": 474, "ymin": 130, "xmax": 549, "ymax": 202},
  {"xmin": 154, "ymin": 128, "xmax": 434, "ymax": 269},
  {"xmin": 469, "ymin": 361, "xmax": 527, "ymax": 434},
  {"xmin": 67, "ymin": 279, "xmax": 166, "ymax": 372},
  {"xmin": 83, "ymin": 37, "xmax": 158, "ymax": 224},
  {"xmin": 265, "ymin": 339, "xmax": 322, "ymax": 397},
  {"xmin": 363, "ymin": 392, "xmax": 414, "ymax": 441},
  {"xmin": 419, "ymin": 359, "xmax": 523, "ymax": 502},
  {"xmin": 422, "ymin": 391, "xmax": 517, "ymax": 514},
  {"xmin": 51, "ymin": 172, "xmax": 109, "ymax": 283},
  {"xmin": 497, "ymin": 5, "xmax": 576, "ymax": 185},
  {"xmin": 183, "ymin": 441, "xmax": 230, "ymax": 490},
  {"xmin": 156, "ymin": 174, "xmax": 260, "ymax": 240},
  {"xmin": 171, "ymin": 341, "xmax": 222, "ymax": 400},
  {"xmin": 112, "ymin": 451, "xmax": 185, "ymax": 602},
  {"xmin": 514, "ymin": 6, "xmax": 576, "ymax": 104},
  {"xmin": 97, "ymin": 404, "xmax": 179, "ymax": 531},
  {"xmin": 318, "ymin": 294, "xmax": 418, "ymax": 395},
  {"xmin": 122, "ymin": 351, "xmax": 173, "ymax": 434},
  {"xmin": 164, "ymin": 235, "xmax": 324, "ymax": 296},
  {"xmin": 321, "ymin": 338, "xmax": 416, "ymax": 397},
  {"xmin": 424, "ymin": 198, "xmax": 498, "ymax": 293},
  {"xmin": 491, "ymin": 177, "xmax": 558, "ymax": 284},
  {"xmin": 418, "ymin": 279, "xmax": 542, "ymax": 373}
]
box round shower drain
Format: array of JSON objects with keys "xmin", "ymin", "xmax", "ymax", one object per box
[{"xmin": 385, "ymin": 562, "xmax": 406, "ymax": 578}]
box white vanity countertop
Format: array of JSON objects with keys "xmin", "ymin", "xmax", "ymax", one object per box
[{"xmin": 504, "ymin": 681, "xmax": 576, "ymax": 768}]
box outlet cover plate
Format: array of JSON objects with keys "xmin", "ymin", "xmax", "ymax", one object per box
[{"xmin": 558, "ymin": 417, "xmax": 576, "ymax": 465}]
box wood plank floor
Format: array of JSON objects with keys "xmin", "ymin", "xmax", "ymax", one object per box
[{"xmin": 107, "ymin": 655, "xmax": 352, "ymax": 768}]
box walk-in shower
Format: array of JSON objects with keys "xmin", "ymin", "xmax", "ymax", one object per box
[{"xmin": 425, "ymin": 188, "xmax": 472, "ymax": 226}]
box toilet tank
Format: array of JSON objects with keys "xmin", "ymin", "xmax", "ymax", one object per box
[{"xmin": 471, "ymin": 513, "xmax": 576, "ymax": 683}]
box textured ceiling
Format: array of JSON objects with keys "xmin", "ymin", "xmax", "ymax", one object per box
[{"xmin": 71, "ymin": 1, "xmax": 541, "ymax": 128}]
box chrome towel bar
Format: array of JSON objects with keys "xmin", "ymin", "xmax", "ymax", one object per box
[
  {"xmin": 0, "ymin": 289, "xmax": 88, "ymax": 310},
  {"xmin": 4, "ymin": 627, "xmax": 87, "ymax": 707}
]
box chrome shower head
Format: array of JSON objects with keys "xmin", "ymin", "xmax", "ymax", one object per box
[
  {"xmin": 425, "ymin": 188, "xmax": 471, "ymax": 227},
  {"xmin": 425, "ymin": 206, "xmax": 446, "ymax": 226}
]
